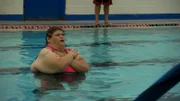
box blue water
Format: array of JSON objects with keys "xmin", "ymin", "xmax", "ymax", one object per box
[{"xmin": 0, "ymin": 28, "xmax": 180, "ymax": 101}]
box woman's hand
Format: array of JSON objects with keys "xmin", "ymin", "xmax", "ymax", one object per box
[{"xmin": 68, "ymin": 49, "xmax": 79, "ymax": 58}]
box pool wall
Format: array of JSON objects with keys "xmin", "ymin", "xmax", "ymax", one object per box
[{"xmin": 0, "ymin": 0, "xmax": 180, "ymax": 21}]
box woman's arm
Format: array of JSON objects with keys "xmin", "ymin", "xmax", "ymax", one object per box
[
  {"xmin": 70, "ymin": 55, "xmax": 89, "ymax": 72},
  {"xmin": 44, "ymin": 49, "xmax": 75, "ymax": 72},
  {"xmin": 31, "ymin": 48, "xmax": 75, "ymax": 74}
]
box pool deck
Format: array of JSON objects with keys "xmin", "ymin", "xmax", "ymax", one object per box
[{"xmin": 0, "ymin": 19, "xmax": 180, "ymax": 25}]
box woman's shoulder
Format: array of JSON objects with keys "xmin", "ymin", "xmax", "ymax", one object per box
[
  {"xmin": 64, "ymin": 48, "xmax": 71, "ymax": 52},
  {"xmin": 39, "ymin": 48, "xmax": 60, "ymax": 60},
  {"xmin": 39, "ymin": 48, "xmax": 52, "ymax": 56}
]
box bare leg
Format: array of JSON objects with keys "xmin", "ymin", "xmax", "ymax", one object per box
[
  {"xmin": 95, "ymin": 5, "xmax": 101, "ymax": 25},
  {"xmin": 104, "ymin": 5, "xmax": 111, "ymax": 25}
]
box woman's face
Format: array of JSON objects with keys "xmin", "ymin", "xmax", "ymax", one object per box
[{"xmin": 47, "ymin": 30, "xmax": 65, "ymax": 46}]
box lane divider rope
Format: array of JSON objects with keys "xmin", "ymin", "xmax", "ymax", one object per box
[{"xmin": 0, "ymin": 23, "xmax": 179, "ymax": 29}]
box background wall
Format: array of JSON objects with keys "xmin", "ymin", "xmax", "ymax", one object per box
[
  {"xmin": 0, "ymin": 0, "xmax": 180, "ymax": 21},
  {"xmin": 0, "ymin": 0, "xmax": 23, "ymax": 20},
  {"xmin": 65, "ymin": 0, "xmax": 180, "ymax": 20},
  {"xmin": 0, "ymin": 0, "xmax": 23, "ymax": 14},
  {"xmin": 66, "ymin": 0, "xmax": 180, "ymax": 14}
]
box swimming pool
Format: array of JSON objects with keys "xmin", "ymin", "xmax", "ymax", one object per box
[{"xmin": 0, "ymin": 27, "xmax": 180, "ymax": 101}]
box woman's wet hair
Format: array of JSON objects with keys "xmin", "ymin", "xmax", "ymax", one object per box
[{"xmin": 45, "ymin": 26, "xmax": 64, "ymax": 45}]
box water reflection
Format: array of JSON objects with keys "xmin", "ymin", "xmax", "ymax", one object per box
[
  {"xmin": 90, "ymin": 28, "xmax": 112, "ymax": 63},
  {"xmin": 33, "ymin": 73, "xmax": 86, "ymax": 94}
]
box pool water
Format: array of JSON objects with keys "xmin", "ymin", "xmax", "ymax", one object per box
[{"xmin": 0, "ymin": 28, "xmax": 180, "ymax": 101}]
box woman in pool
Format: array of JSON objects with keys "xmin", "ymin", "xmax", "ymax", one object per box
[{"xmin": 30, "ymin": 26, "xmax": 89, "ymax": 74}]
